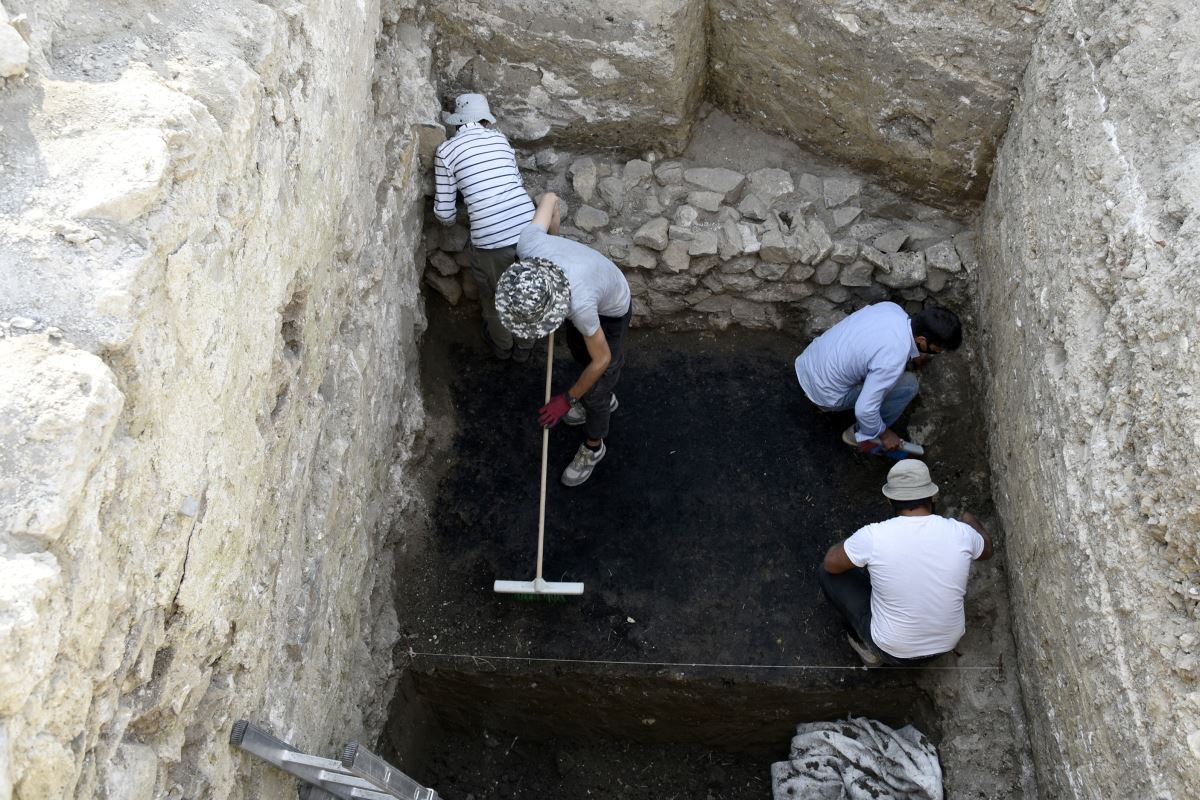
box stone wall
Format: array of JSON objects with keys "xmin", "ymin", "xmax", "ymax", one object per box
[
  {"xmin": 978, "ymin": 0, "xmax": 1200, "ymax": 796},
  {"xmin": 428, "ymin": 0, "xmax": 706, "ymax": 152},
  {"xmin": 423, "ymin": 113, "xmax": 976, "ymax": 336},
  {"xmin": 0, "ymin": 1, "xmax": 439, "ymax": 798}
]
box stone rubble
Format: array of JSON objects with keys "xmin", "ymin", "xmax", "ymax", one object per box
[{"xmin": 424, "ymin": 144, "xmax": 970, "ymax": 335}]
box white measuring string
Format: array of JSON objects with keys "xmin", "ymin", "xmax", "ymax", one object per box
[{"xmin": 407, "ymin": 649, "xmax": 1002, "ymax": 672}]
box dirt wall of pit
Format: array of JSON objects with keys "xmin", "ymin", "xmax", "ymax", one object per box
[
  {"xmin": 0, "ymin": 1, "xmax": 438, "ymax": 797},
  {"xmin": 978, "ymin": 1, "xmax": 1200, "ymax": 796},
  {"xmin": 431, "ymin": 0, "xmax": 1045, "ymax": 206}
]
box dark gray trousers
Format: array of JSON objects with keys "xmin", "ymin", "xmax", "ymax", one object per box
[
  {"xmin": 468, "ymin": 244, "xmax": 521, "ymax": 351},
  {"xmin": 562, "ymin": 303, "xmax": 632, "ymax": 441},
  {"xmin": 817, "ymin": 566, "xmax": 942, "ymax": 666}
]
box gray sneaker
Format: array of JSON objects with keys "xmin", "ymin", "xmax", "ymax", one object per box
[
  {"xmin": 847, "ymin": 634, "xmax": 883, "ymax": 667},
  {"xmin": 563, "ymin": 394, "xmax": 619, "ymax": 426},
  {"xmin": 561, "ymin": 441, "xmax": 606, "ymax": 486}
]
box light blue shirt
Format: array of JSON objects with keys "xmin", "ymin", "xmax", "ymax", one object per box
[
  {"xmin": 794, "ymin": 302, "xmax": 918, "ymax": 441},
  {"xmin": 517, "ymin": 224, "xmax": 631, "ymax": 337}
]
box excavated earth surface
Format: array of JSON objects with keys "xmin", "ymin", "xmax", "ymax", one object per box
[{"xmin": 386, "ymin": 296, "xmax": 1031, "ymax": 798}]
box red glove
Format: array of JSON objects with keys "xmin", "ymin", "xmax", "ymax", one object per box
[{"xmin": 538, "ymin": 393, "xmax": 573, "ymax": 428}]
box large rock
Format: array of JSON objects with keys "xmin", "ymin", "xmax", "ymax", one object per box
[
  {"xmin": 633, "ymin": 217, "xmax": 670, "ymax": 251},
  {"xmin": 431, "ymin": 0, "xmax": 706, "ymax": 153},
  {"xmin": 979, "ymin": 1, "xmax": 1200, "ymax": 797},
  {"xmin": 708, "ymin": 0, "xmax": 1045, "ymax": 205},
  {"xmin": 683, "ymin": 167, "xmax": 746, "ymax": 200}
]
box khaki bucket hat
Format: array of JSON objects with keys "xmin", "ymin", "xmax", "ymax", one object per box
[{"xmin": 882, "ymin": 459, "xmax": 939, "ymax": 501}]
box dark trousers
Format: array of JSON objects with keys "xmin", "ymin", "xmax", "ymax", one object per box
[
  {"xmin": 468, "ymin": 244, "xmax": 525, "ymax": 351},
  {"xmin": 817, "ymin": 567, "xmax": 942, "ymax": 666},
  {"xmin": 561, "ymin": 303, "xmax": 631, "ymax": 441}
]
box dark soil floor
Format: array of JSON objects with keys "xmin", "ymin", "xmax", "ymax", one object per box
[{"xmin": 386, "ymin": 295, "xmax": 1024, "ymax": 799}]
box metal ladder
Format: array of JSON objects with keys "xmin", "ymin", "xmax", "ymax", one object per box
[{"xmin": 229, "ymin": 720, "xmax": 439, "ymax": 800}]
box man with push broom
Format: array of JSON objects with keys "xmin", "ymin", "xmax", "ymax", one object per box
[{"xmin": 494, "ymin": 192, "xmax": 632, "ymax": 487}]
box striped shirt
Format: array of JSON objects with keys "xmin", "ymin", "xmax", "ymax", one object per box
[{"xmin": 434, "ymin": 123, "xmax": 534, "ymax": 250}]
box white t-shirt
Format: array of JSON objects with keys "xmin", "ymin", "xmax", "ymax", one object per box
[
  {"xmin": 517, "ymin": 224, "xmax": 631, "ymax": 336},
  {"xmin": 843, "ymin": 514, "xmax": 985, "ymax": 659}
]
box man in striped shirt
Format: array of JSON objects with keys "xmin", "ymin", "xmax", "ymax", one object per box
[{"xmin": 434, "ymin": 93, "xmax": 536, "ymax": 361}]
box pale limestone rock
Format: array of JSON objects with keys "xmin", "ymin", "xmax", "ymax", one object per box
[
  {"xmin": 814, "ymin": 259, "xmax": 840, "ymax": 285},
  {"xmin": 840, "ymin": 259, "xmax": 875, "ymax": 287},
  {"xmin": 687, "ymin": 230, "xmax": 719, "ymax": 256},
  {"xmin": 823, "ymin": 284, "xmax": 851, "ymax": 304},
  {"xmin": 873, "ymin": 228, "xmax": 909, "ymax": 254},
  {"xmin": 860, "ymin": 245, "xmax": 888, "ymax": 269},
  {"xmin": 574, "ymin": 205, "xmax": 610, "ymax": 232},
  {"xmin": 877, "ymin": 251, "xmax": 927, "ymax": 288},
  {"xmin": 625, "ymin": 246, "xmax": 659, "ymax": 270},
  {"xmin": 745, "ymin": 168, "xmax": 794, "ymax": 204},
  {"xmin": 738, "ymin": 223, "xmax": 761, "ymax": 255},
  {"xmin": 623, "ymin": 159, "xmax": 653, "ymax": 186},
  {"xmin": 693, "ymin": 294, "xmax": 734, "ymax": 314},
  {"xmin": 660, "ymin": 240, "xmax": 691, "ymax": 272},
  {"xmin": 673, "ymin": 204, "xmax": 699, "ymax": 228},
  {"xmin": 633, "ymin": 217, "xmax": 670, "ymax": 251},
  {"xmin": 737, "ymin": 193, "xmax": 770, "ymax": 221},
  {"xmin": 598, "ymin": 176, "xmax": 625, "ymax": 210},
  {"xmin": 759, "ymin": 230, "xmax": 789, "ymax": 263},
  {"xmin": 654, "ymin": 160, "xmax": 684, "ymax": 185},
  {"xmin": 831, "ymin": 205, "xmax": 862, "ymax": 230},
  {"xmin": 831, "ymin": 239, "xmax": 859, "ymax": 264},
  {"xmin": 717, "ymin": 218, "xmax": 742, "ymax": 260},
  {"xmin": 0, "ymin": 340, "xmax": 124, "ymax": 542},
  {"xmin": 822, "ymin": 176, "xmax": 862, "ymax": 208},
  {"xmin": 797, "ymin": 173, "xmax": 823, "ymax": 200},
  {"xmin": 752, "ymin": 261, "xmax": 789, "ymax": 280},
  {"xmin": 0, "ymin": 17, "xmax": 28, "ymax": 78},
  {"xmin": 924, "ymin": 267, "xmax": 951, "ymax": 293},
  {"xmin": 744, "ymin": 282, "xmax": 812, "ymax": 302},
  {"xmin": 687, "ymin": 191, "xmax": 723, "ymax": 212},
  {"xmin": 683, "ymin": 167, "xmax": 745, "ymax": 200},
  {"xmin": 925, "ymin": 240, "xmax": 962, "ymax": 273},
  {"xmin": 571, "ymin": 157, "xmax": 598, "ymax": 202}
]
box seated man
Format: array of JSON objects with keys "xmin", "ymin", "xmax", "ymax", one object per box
[
  {"xmin": 819, "ymin": 460, "xmax": 993, "ymax": 666},
  {"xmin": 493, "ymin": 192, "xmax": 631, "ymax": 487},
  {"xmin": 794, "ymin": 302, "xmax": 962, "ymax": 454}
]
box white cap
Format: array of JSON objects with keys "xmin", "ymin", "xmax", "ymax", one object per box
[{"xmin": 443, "ymin": 93, "xmax": 496, "ymax": 126}]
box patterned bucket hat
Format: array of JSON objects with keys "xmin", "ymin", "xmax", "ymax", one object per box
[{"xmin": 495, "ymin": 258, "xmax": 571, "ymax": 339}]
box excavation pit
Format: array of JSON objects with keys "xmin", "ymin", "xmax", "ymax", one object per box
[{"xmin": 384, "ymin": 298, "xmax": 1029, "ymax": 797}]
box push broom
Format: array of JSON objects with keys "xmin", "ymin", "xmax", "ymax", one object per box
[{"xmin": 494, "ymin": 329, "xmax": 585, "ymax": 597}]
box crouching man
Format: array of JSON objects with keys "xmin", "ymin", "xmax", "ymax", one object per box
[
  {"xmin": 819, "ymin": 460, "xmax": 993, "ymax": 667},
  {"xmin": 494, "ymin": 192, "xmax": 632, "ymax": 486},
  {"xmin": 794, "ymin": 302, "xmax": 962, "ymax": 455}
]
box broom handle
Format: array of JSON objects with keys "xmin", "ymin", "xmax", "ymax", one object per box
[{"xmin": 535, "ymin": 331, "xmax": 554, "ymax": 582}]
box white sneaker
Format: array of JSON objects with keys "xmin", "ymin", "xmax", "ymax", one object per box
[
  {"xmin": 563, "ymin": 394, "xmax": 619, "ymax": 426},
  {"xmin": 842, "ymin": 425, "xmax": 859, "ymax": 447},
  {"xmin": 561, "ymin": 441, "xmax": 606, "ymax": 486},
  {"xmin": 847, "ymin": 634, "xmax": 883, "ymax": 667}
]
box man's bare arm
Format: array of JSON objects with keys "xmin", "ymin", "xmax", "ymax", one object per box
[
  {"xmin": 961, "ymin": 511, "xmax": 994, "ymax": 561},
  {"xmin": 568, "ymin": 328, "xmax": 611, "ymax": 401},
  {"xmin": 822, "ymin": 542, "xmax": 856, "ymax": 574},
  {"xmin": 532, "ymin": 192, "xmax": 561, "ymax": 234}
]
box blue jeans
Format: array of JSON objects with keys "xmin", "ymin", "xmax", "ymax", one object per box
[{"xmin": 824, "ymin": 372, "xmax": 919, "ymax": 430}]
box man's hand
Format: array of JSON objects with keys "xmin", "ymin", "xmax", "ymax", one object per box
[
  {"xmin": 910, "ymin": 353, "xmax": 934, "ymax": 371},
  {"xmin": 538, "ymin": 393, "xmax": 573, "ymax": 428},
  {"xmin": 878, "ymin": 428, "xmax": 903, "ymax": 451}
]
